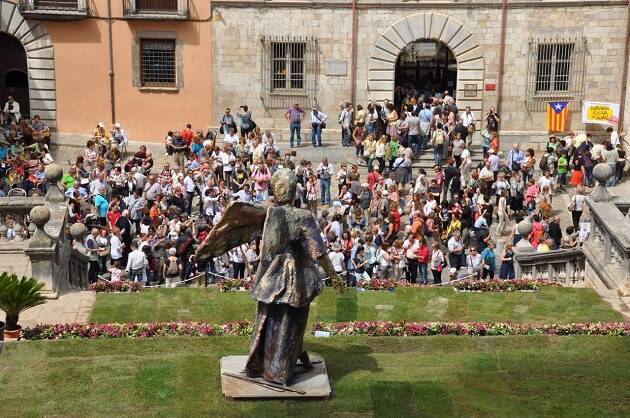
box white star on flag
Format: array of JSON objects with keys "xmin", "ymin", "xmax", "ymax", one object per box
[{"xmin": 554, "ymin": 103, "xmax": 562, "ymax": 111}]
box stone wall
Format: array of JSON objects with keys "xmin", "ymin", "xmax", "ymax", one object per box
[{"xmin": 211, "ymin": 0, "xmax": 629, "ymax": 146}]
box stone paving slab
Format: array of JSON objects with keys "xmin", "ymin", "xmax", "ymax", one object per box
[{"xmin": 1, "ymin": 291, "xmax": 95, "ymax": 327}]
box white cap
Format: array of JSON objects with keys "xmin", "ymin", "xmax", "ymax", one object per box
[
  {"xmin": 98, "ymin": 122, "xmax": 105, "ymax": 128},
  {"xmin": 114, "ymin": 122, "xmax": 121, "ymax": 128}
]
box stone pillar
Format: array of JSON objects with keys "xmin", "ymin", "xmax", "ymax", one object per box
[
  {"xmin": 24, "ymin": 206, "xmax": 57, "ymax": 299},
  {"xmin": 44, "ymin": 163, "xmax": 65, "ymax": 203},
  {"xmin": 590, "ymin": 162, "xmax": 614, "ymax": 202},
  {"xmin": 514, "ymin": 219, "xmax": 535, "ymax": 278}
]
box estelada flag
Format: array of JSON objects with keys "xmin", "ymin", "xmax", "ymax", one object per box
[{"xmin": 546, "ymin": 101, "xmax": 569, "ymax": 132}]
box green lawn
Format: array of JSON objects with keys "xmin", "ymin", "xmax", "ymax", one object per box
[
  {"xmin": 1, "ymin": 336, "xmax": 629, "ymax": 417},
  {"xmin": 89, "ymin": 287, "xmax": 623, "ymax": 325}
]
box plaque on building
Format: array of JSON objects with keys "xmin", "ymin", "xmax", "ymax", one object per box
[
  {"xmin": 325, "ymin": 60, "xmax": 348, "ymax": 76},
  {"xmin": 464, "ymin": 84, "xmax": 477, "ymax": 98}
]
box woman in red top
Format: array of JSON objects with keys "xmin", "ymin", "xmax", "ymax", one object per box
[
  {"xmin": 340, "ymin": 230, "xmax": 354, "ymax": 272},
  {"xmin": 416, "ymin": 237, "xmax": 430, "ymax": 285},
  {"xmin": 106, "ymin": 199, "xmax": 122, "ymax": 229}
]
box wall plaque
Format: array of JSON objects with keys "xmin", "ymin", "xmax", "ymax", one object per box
[
  {"xmin": 463, "ymin": 83, "xmax": 477, "ymax": 97},
  {"xmin": 325, "ymin": 60, "xmax": 348, "ymax": 76}
]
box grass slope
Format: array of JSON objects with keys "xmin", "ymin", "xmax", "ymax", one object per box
[
  {"xmin": 0, "ymin": 336, "xmax": 629, "ymax": 417},
  {"xmin": 89, "ymin": 287, "xmax": 623, "ymax": 325}
]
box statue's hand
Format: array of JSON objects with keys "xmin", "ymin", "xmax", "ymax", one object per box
[{"xmin": 330, "ymin": 273, "xmax": 346, "ymax": 295}]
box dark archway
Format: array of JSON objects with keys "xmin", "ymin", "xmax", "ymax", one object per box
[
  {"xmin": 394, "ymin": 39, "xmax": 457, "ymax": 110},
  {"xmin": 0, "ymin": 32, "xmax": 29, "ymax": 120}
]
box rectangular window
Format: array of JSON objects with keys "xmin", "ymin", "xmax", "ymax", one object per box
[
  {"xmin": 261, "ymin": 37, "xmax": 317, "ymax": 108},
  {"xmin": 140, "ymin": 39, "xmax": 176, "ymax": 87},
  {"xmin": 526, "ymin": 37, "xmax": 586, "ymax": 111},
  {"xmin": 535, "ymin": 43, "xmax": 574, "ymax": 93},
  {"xmin": 270, "ymin": 41, "xmax": 305, "ymax": 91},
  {"xmin": 136, "ymin": 0, "xmax": 177, "ymax": 13}
]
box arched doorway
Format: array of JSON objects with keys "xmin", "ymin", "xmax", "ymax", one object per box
[
  {"xmin": 394, "ymin": 40, "xmax": 457, "ymax": 109},
  {"xmin": 0, "ymin": 32, "xmax": 30, "ymax": 120},
  {"xmin": 368, "ymin": 12, "xmax": 484, "ymax": 115}
]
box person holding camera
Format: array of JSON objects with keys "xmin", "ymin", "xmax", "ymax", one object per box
[
  {"xmin": 317, "ymin": 157, "xmax": 333, "ymax": 207},
  {"xmin": 310, "ymin": 106, "xmax": 327, "ymax": 147},
  {"xmin": 3, "ymin": 96, "xmax": 21, "ymax": 126},
  {"xmin": 485, "ymin": 106, "xmax": 500, "ymax": 133}
]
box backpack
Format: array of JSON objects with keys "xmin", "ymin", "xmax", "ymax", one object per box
[
  {"xmin": 166, "ymin": 257, "xmax": 179, "ymax": 276},
  {"xmin": 539, "ymin": 154, "xmax": 549, "ymax": 171},
  {"xmin": 434, "ymin": 130, "xmax": 445, "ymax": 145}
]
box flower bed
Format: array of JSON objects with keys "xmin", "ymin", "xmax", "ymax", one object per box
[
  {"xmin": 20, "ymin": 320, "xmax": 629, "ymax": 340},
  {"xmin": 22, "ymin": 321, "xmax": 254, "ymax": 340},
  {"xmin": 312, "ymin": 321, "xmax": 630, "ymax": 337},
  {"xmin": 356, "ymin": 278, "xmax": 559, "ymax": 292},
  {"xmin": 453, "ymin": 279, "xmax": 560, "ymax": 292},
  {"xmin": 90, "ymin": 281, "xmax": 142, "ymax": 293},
  {"xmin": 216, "ymin": 278, "xmax": 252, "ymax": 292}
]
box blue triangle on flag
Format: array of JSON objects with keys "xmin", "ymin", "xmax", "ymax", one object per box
[{"xmin": 549, "ymin": 101, "xmax": 568, "ymax": 113}]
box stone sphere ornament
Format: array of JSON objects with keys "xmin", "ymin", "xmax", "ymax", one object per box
[
  {"xmin": 43, "ymin": 163, "xmax": 63, "ymax": 183},
  {"xmin": 517, "ymin": 219, "xmax": 533, "ymax": 237},
  {"xmin": 592, "ymin": 162, "xmax": 614, "ymax": 185},
  {"xmin": 69, "ymin": 222, "xmax": 87, "ymax": 240},
  {"xmin": 44, "ymin": 163, "xmax": 65, "ymax": 202},
  {"xmin": 30, "ymin": 205, "xmax": 51, "ymax": 228},
  {"xmin": 591, "ymin": 162, "xmax": 614, "ymax": 202},
  {"xmin": 28, "ymin": 206, "xmax": 53, "ymax": 248}
]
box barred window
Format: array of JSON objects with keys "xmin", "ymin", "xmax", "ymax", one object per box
[
  {"xmin": 526, "ymin": 37, "xmax": 586, "ymax": 111},
  {"xmin": 271, "ymin": 42, "xmax": 305, "ymax": 91},
  {"xmin": 261, "ymin": 36, "xmax": 318, "ymax": 108},
  {"xmin": 535, "ymin": 43, "xmax": 574, "ymax": 93},
  {"xmin": 140, "ymin": 39, "xmax": 176, "ymax": 87}
]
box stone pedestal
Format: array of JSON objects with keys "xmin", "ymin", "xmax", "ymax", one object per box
[
  {"xmin": 24, "ymin": 205, "xmax": 58, "ymax": 298},
  {"xmin": 220, "ymin": 354, "xmax": 331, "ymax": 400}
]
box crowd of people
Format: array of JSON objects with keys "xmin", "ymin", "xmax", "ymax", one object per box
[{"xmin": 3, "ymin": 90, "xmax": 622, "ymax": 288}]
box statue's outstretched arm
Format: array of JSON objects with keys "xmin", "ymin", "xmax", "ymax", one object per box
[
  {"xmin": 196, "ymin": 201, "xmax": 267, "ymax": 262},
  {"xmin": 318, "ymin": 254, "xmax": 346, "ymax": 294}
]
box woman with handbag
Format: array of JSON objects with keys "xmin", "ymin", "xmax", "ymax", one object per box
[
  {"xmin": 430, "ymin": 241, "xmax": 445, "ymax": 285},
  {"xmin": 96, "ymin": 227, "xmax": 111, "ymax": 274}
]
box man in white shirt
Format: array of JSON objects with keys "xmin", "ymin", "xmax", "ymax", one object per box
[
  {"xmin": 224, "ymin": 127, "xmax": 239, "ymax": 147},
  {"xmin": 461, "ymin": 106, "xmax": 476, "ymax": 144},
  {"xmin": 317, "ymin": 157, "xmax": 334, "ymax": 206},
  {"xmin": 466, "ymin": 247, "xmax": 483, "ymax": 277},
  {"xmin": 310, "ymin": 107, "xmax": 327, "ymax": 147},
  {"xmin": 447, "ymin": 229, "xmax": 465, "ymax": 270},
  {"xmin": 3, "ymin": 96, "xmax": 21, "ymax": 124},
  {"xmin": 232, "ymin": 183, "xmax": 253, "ymax": 202},
  {"xmin": 183, "ymin": 170, "xmax": 197, "ymax": 214},
  {"xmin": 406, "ymin": 110, "xmax": 421, "ymax": 155},
  {"xmin": 607, "ymin": 126, "xmax": 620, "ymax": 148},
  {"xmin": 126, "ymin": 239, "xmax": 148, "ymax": 283}
]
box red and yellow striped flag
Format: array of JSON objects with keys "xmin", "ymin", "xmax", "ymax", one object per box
[{"xmin": 546, "ymin": 101, "xmax": 569, "ymax": 132}]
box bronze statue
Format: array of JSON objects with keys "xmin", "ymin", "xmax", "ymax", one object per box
[{"xmin": 196, "ymin": 168, "xmax": 343, "ymax": 386}]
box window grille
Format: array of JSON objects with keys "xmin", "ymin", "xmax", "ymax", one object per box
[
  {"xmin": 140, "ymin": 39, "xmax": 176, "ymax": 87},
  {"xmin": 526, "ymin": 37, "xmax": 587, "ymax": 111},
  {"xmin": 261, "ymin": 36, "xmax": 318, "ymax": 109}
]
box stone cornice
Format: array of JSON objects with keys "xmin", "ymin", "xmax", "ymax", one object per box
[{"xmin": 210, "ymin": 0, "xmax": 628, "ymax": 10}]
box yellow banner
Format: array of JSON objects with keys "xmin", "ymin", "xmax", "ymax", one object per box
[{"xmin": 582, "ymin": 101, "xmax": 620, "ymax": 125}]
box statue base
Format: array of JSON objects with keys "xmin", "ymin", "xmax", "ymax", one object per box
[{"xmin": 220, "ymin": 354, "xmax": 331, "ymax": 400}]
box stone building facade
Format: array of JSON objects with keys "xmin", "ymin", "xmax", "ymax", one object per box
[{"xmin": 211, "ymin": 0, "xmax": 630, "ymax": 146}]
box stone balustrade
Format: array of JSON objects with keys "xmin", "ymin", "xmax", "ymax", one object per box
[
  {"xmin": 0, "ymin": 163, "xmax": 89, "ymax": 298},
  {"xmin": 515, "ymin": 248, "xmax": 586, "ymax": 286},
  {"xmin": 583, "ymin": 199, "xmax": 630, "ymax": 295}
]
